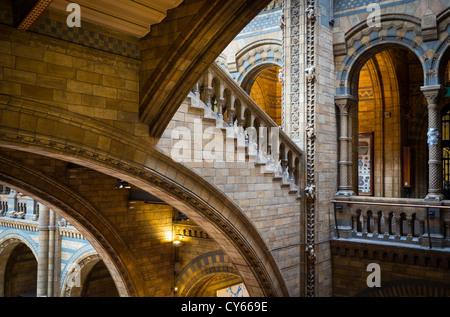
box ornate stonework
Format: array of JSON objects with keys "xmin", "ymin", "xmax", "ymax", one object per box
[
  {"xmin": 305, "ymin": 0, "xmax": 316, "ymax": 297},
  {"xmin": 289, "ymin": 0, "xmax": 301, "ymax": 140}
]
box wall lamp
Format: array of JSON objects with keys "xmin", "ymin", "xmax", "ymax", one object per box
[{"xmin": 172, "ymin": 234, "xmax": 184, "ymax": 247}]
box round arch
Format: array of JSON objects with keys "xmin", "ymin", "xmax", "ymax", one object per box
[
  {"xmin": 336, "ymin": 16, "xmax": 428, "ymax": 97},
  {"xmin": 0, "ymin": 236, "xmax": 38, "ymax": 297},
  {"xmin": 0, "ymin": 95, "xmax": 287, "ymax": 297},
  {"xmin": 175, "ymin": 251, "xmax": 242, "ymax": 297},
  {"xmin": 240, "ymin": 62, "xmax": 282, "ymax": 94},
  {"xmin": 338, "ymin": 41, "xmax": 426, "ymax": 98},
  {"xmin": 60, "ymin": 251, "xmax": 104, "ymax": 297},
  {"xmin": 432, "ymin": 10, "xmax": 450, "ymax": 85},
  {"xmin": 0, "ymin": 156, "xmax": 139, "ymax": 297}
]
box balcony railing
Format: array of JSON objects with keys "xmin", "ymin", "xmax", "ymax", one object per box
[{"xmin": 332, "ymin": 197, "xmax": 450, "ymax": 249}]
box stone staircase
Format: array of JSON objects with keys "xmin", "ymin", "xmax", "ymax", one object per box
[{"xmin": 157, "ymin": 62, "xmax": 303, "ymax": 251}]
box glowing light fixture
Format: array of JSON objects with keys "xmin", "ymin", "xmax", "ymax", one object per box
[{"xmin": 172, "ymin": 234, "xmax": 184, "ymax": 247}]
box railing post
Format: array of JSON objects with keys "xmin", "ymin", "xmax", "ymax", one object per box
[
  {"xmin": 333, "ymin": 204, "xmax": 341, "ymax": 239},
  {"xmin": 426, "ymin": 207, "xmax": 433, "ymax": 249},
  {"xmin": 406, "ymin": 215, "xmax": 413, "ymax": 242}
]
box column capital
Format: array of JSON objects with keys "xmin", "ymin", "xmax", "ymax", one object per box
[
  {"xmin": 335, "ymin": 94, "xmax": 358, "ymax": 112},
  {"xmin": 420, "ymin": 85, "xmax": 445, "ymax": 105}
]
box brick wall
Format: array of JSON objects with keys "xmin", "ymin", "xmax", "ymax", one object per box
[{"xmin": 0, "ymin": 24, "xmax": 147, "ymax": 138}]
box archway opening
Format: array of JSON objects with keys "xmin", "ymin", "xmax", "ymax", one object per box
[
  {"xmin": 242, "ymin": 64, "xmax": 282, "ymax": 125},
  {"xmin": 80, "ymin": 260, "xmax": 119, "ymax": 297},
  {"xmin": 187, "ymin": 274, "xmax": 245, "ymax": 297},
  {"xmin": 356, "ymin": 47, "xmax": 425, "ymax": 198},
  {"xmin": 3, "ymin": 243, "xmax": 37, "ymax": 297}
]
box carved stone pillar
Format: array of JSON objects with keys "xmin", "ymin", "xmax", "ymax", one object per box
[
  {"xmin": 335, "ymin": 95, "xmax": 358, "ymax": 197},
  {"xmin": 421, "ymin": 85, "xmax": 445, "ymax": 201}
]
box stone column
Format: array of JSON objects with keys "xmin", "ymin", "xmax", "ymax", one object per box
[
  {"xmin": 36, "ymin": 204, "xmax": 49, "ymax": 297},
  {"xmin": 421, "ymin": 85, "xmax": 445, "ymax": 201},
  {"xmin": 47, "ymin": 209, "xmax": 56, "ymax": 297},
  {"xmin": 335, "ymin": 95, "xmax": 358, "ymax": 197},
  {"xmin": 53, "ymin": 213, "xmax": 61, "ymax": 297}
]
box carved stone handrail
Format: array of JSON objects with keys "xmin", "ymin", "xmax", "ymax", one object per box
[
  {"xmin": 332, "ymin": 198, "xmax": 450, "ymax": 249},
  {"xmin": 193, "ymin": 62, "xmax": 302, "ymax": 191}
]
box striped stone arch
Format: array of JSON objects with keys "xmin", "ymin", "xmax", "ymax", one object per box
[
  {"xmin": 0, "ymin": 95, "xmax": 288, "ymax": 297},
  {"xmin": 0, "ymin": 230, "xmax": 38, "ymax": 257},
  {"xmin": 175, "ymin": 250, "xmax": 240, "ymax": 297},
  {"xmin": 356, "ymin": 279, "xmax": 450, "ymax": 297},
  {"xmin": 60, "ymin": 250, "xmax": 101, "ymax": 297},
  {"xmin": 234, "ymin": 40, "xmax": 283, "ymax": 91},
  {"xmin": 0, "ymin": 235, "xmax": 38, "ymax": 297},
  {"xmin": 432, "ymin": 9, "xmax": 450, "ymax": 85},
  {"xmin": 0, "ymin": 154, "xmax": 138, "ymax": 297},
  {"xmin": 336, "ymin": 15, "xmax": 430, "ymax": 96}
]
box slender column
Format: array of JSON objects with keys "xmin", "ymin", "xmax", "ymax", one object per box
[
  {"xmin": 203, "ymin": 71, "xmax": 213, "ymax": 109},
  {"xmin": 421, "ymin": 85, "xmax": 445, "ymax": 201},
  {"xmin": 47, "ymin": 209, "xmax": 55, "ymax": 296},
  {"xmin": 394, "ymin": 215, "xmax": 401, "ymax": 239},
  {"xmin": 36, "ymin": 204, "xmax": 49, "ymax": 297},
  {"xmin": 335, "ymin": 95, "xmax": 358, "ymax": 197},
  {"xmin": 53, "ymin": 213, "xmax": 61, "ymax": 297},
  {"xmin": 228, "ymin": 94, "xmax": 236, "ymax": 126}
]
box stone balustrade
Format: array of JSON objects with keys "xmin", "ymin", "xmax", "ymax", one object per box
[
  {"xmin": 333, "ymin": 197, "xmax": 450, "ymax": 249},
  {"xmin": 0, "ymin": 187, "xmax": 73, "ymax": 228},
  {"xmin": 192, "ymin": 62, "xmax": 302, "ymax": 195}
]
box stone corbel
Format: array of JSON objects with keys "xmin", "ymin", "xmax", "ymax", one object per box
[{"xmin": 421, "ymin": 12, "xmax": 438, "ymax": 42}]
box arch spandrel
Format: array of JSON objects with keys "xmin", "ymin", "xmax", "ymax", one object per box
[{"xmin": 0, "ymin": 95, "xmax": 288, "ymax": 297}]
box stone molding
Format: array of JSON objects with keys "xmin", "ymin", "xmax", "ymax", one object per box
[{"xmin": 0, "ymin": 95, "xmax": 287, "ymax": 297}]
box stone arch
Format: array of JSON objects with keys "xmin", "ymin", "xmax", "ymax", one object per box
[
  {"xmin": 240, "ymin": 62, "xmax": 282, "ymax": 94},
  {"xmin": 0, "ymin": 95, "xmax": 287, "ymax": 297},
  {"xmin": 175, "ymin": 250, "xmax": 241, "ymax": 297},
  {"xmin": 335, "ymin": 19, "xmax": 430, "ymax": 198},
  {"xmin": 0, "ymin": 236, "xmax": 37, "ymax": 297},
  {"xmin": 0, "ymin": 156, "xmax": 139, "ymax": 297},
  {"xmin": 235, "ymin": 40, "xmax": 283, "ymax": 87},
  {"xmin": 60, "ymin": 251, "xmax": 102, "ymax": 297},
  {"xmin": 433, "ymin": 9, "xmax": 450, "ymax": 85},
  {"xmin": 336, "ymin": 17, "xmax": 427, "ymax": 97},
  {"xmin": 139, "ymin": 0, "xmax": 274, "ymax": 138}
]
